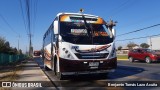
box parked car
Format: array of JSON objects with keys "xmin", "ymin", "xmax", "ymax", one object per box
[
  {"xmin": 33, "ymin": 50, "xmax": 41, "ymax": 57},
  {"xmin": 153, "ymin": 50, "xmax": 160, "ymax": 53},
  {"xmin": 128, "ymin": 48, "xmax": 160, "ymax": 63}
]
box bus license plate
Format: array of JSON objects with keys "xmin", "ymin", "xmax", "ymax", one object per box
[{"xmin": 89, "ymin": 62, "xmax": 99, "ymax": 66}]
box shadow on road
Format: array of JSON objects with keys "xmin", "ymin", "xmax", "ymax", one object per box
[
  {"xmin": 130, "ymin": 60, "xmax": 160, "ymax": 64},
  {"xmin": 108, "ymin": 65, "xmax": 145, "ymax": 79},
  {"xmin": 34, "ymin": 57, "xmax": 145, "ymax": 81}
]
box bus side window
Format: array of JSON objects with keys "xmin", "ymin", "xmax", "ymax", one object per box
[{"xmin": 44, "ymin": 33, "xmax": 47, "ymax": 46}]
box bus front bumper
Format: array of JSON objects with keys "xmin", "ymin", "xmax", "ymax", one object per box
[
  {"xmin": 61, "ymin": 69, "xmax": 115, "ymax": 75},
  {"xmin": 59, "ymin": 57, "xmax": 117, "ymax": 74}
]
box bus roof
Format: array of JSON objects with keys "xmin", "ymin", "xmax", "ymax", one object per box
[{"xmin": 56, "ymin": 12, "xmax": 100, "ymax": 18}]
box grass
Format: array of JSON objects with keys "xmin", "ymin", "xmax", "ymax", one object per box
[
  {"xmin": 0, "ymin": 62, "xmax": 25, "ymax": 90},
  {"xmin": 0, "ymin": 65, "xmax": 22, "ymax": 82},
  {"xmin": 117, "ymin": 54, "xmax": 128, "ymax": 59}
]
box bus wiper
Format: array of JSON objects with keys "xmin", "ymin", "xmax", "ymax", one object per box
[
  {"xmin": 87, "ymin": 17, "xmax": 95, "ymax": 45},
  {"xmin": 73, "ymin": 15, "xmax": 90, "ymax": 43},
  {"xmin": 82, "ymin": 15, "xmax": 91, "ymax": 37}
]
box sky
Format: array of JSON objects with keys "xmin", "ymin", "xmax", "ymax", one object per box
[{"xmin": 0, "ymin": 0, "xmax": 160, "ymax": 53}]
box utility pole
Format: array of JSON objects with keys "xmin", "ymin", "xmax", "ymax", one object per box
[
  {"xmin": 17, "ymin": 35, "xmax": 20, "ymax": 51},
  {"xmin": 29, "ymin": 34, "xmax": 33, "ymax": 56},
  {"xmin": 26, "ymin": 0, "xmax": 33, "ymax": 57},
  {"xmin": 26, "ymin": 46, "xmax": 27, "ymax": 55},
  {"xmin": 150, "ymin": 36, "xmax": 152, "ymax": 50}
]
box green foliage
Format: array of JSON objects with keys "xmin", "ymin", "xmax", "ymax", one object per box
[
  {"xmin": 140, "ymin": 43, "xmax": 149, "ymax": 48},
  {"xmin": 117, "ymin": 55, "xmax": 128, "ymax": 59},
  {"xmin": 0, "ymin": 37, "xmax": 7, "ymax": 53},
  {"xmin": 0, "ymin": 36, "xmax": 19, "ymax": 54},
  {"xmin": 127, "ymin": 42, "xmax": 138, "ymax": 50},
  {"xmin": 118, "ymin": 46, "xmax": 122, "ymax": 50}
]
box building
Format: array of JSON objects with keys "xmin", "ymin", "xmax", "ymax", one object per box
[
  {"xmin": 117, "ymin": 46, "xmax": 139, "ymax": 54},
  {"xmin": 148, "ymin": 36, "xmax": 160, "ymax": 50}
]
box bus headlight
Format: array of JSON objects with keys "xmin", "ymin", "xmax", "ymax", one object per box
[
  {"xmin": 111, "ymin": 47, "xmax": 116, "ymax": 57},
  {"xmin": 108, "ymin": 47, "xmax": 116, "ymax": 59},
  {"xmin": 65, "ymin": 50, "xmax": 68, "ymax": 54},
  {"xmin": 66, "ymin": 53, "xmax": 74, "ymax": 59},
  {"xmin": 67, "ymin": 54, "xmax": 71, "ymax": 58},
  {"xmin": 62, "ymin": 48, "xmax": 66, "ymax": 51},
  {"xmin": 62, "ymin": 48, "xmax": 74, "ymax": 59}
]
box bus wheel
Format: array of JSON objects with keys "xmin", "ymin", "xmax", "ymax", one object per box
[
  {"xmin": 57, "ymin": 72, "xmax": 64, "ymax": 80},
  {"xmin": 54, "ymin": 57, "xmax": 57, "ymax": 75},
  {"xmin": 99, "ymin": 73, "xmax": 108, "ymax": 79}
]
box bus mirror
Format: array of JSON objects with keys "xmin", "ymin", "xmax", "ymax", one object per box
[
  {"xmin": 112, "ymin": 28, "xmax": 116, "ymax": 39},
  {"xmin": 54, "ymin": 21, "xmax": 59, "ymax": 34},
  {"xmin": 59, "ymin": 35, "xmax": 62, "ymax": 42}
]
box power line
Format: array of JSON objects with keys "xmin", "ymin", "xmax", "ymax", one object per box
[
  {"xmin": 32, "ymin": 0, "xmax": 38, "ymax": 36},
  {"xmin": 19, "ymin": 0, "xmax": 38, "ymax": 36},
  {"xmin": 108, "ymin": 0, "xmax": 136, "ymax": 19},
  {"xmin": 25, "ymin": 0, "xmax": 33, "ymax": 56},
  {"xmin": 117, "ymin": 24, "xmax": 160, "ymax": 37},
  {"xmin": 116, "ymin": 33, "xmax": 160, "ymax": 42},
  {"xmin": 26, "ymin": 0, "xmax": 31, "ymax": 35},
  {"xmin": 0, "ymin": 13, "xmax": 21, "ymax": 51},
  {"xmin": 118, "ymin": 14, "xmax": 160, "ymax": 30},
  {"xmin": 19, "ymin": 0, "xmax": 28, "ymax": 35},
  {"xmin": 108, "ymin": 0, "xmax": 130, "ymax": 17},
  {"xmin": 0, "ymin": 25, "xmax": 10, "ymax": 35},
  {"xmin": 19, "ymin": 0, "xmax": 38, "ymax": 56},
  {"xmin": 0, "ymin": 13, "xmax": 19, "ymax": 35}
]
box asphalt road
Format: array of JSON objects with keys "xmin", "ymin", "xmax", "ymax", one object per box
[{"xmin": 34, "ymin": 57, "xmax": 160, "ymax": 90}]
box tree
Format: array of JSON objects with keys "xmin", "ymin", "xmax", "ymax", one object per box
[
  {"xmin": 13, "ymin": 47, "xmax": 18, "ymax": 54},
  {"xmin": 18, "ymin": 49, "xmax": 23, "ymax": 55},
  {"xmin": 0, "ymin": 37, "xmax": 6, "ymax": 53},
  {"xmin": 117, "ymin": 46, "xmax": 122, "ymax": 51},
  {"xmin": 127, "ymin": 42, "xmax": 138, "ymax": 50},
  {"xmin": 0, "ymin": 36, "xmax": 23, "ymax": 55},
  {"xmin": 4, "ymin": 41, "xmax": 11, "ymax": 53},
  {"xmin": 5, "ymin": 41, "xmax": 10, "ymax": 48},
  {"xmin": 140, "ymin": 43, "xmax": 149, "ymax": 48},
  {"xmin": 9, "ymin": 47, "xmax": 18, "ymax": 55}
]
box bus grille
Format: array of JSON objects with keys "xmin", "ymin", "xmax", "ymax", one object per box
[{"xmin": 75, "ymin": 53, "xmax": 109, "ymax": 59}]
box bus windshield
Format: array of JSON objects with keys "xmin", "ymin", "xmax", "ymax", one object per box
[{"xmin": 60, "ymin": 16, "xmax": 113, "ymax": 45}]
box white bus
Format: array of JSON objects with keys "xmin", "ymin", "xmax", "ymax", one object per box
[{"xmin": 42, "ymin": 12, "xmax": 117, "ymax": 79}]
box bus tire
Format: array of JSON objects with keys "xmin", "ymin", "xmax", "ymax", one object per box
[
  {"xmin": 99, "ymin": 73, "xmax": 108, "ymax": 78},
  {"xmin": 54, "ymin": 57, "xmax": 65, "ymax": 80},
  {"xmin": 54, "ymin": 57, "xmax": 57, "ymax": 75},
  {"xmin": 57, "ymin": 72, "xmax": 64, "ymax": 80}
]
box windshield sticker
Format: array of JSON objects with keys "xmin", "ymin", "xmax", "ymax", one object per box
[
  {"xmin": 60, "ymin": 15, "xmax": 105, "ymax": 24},
  {"xmin": 71, "ymin": 29, "xmax": 87, "ymax": 35},
  {"xmin": 94, "ymin": 31, "xmax": 108, "ymax": 36},
  {"xmin": 94, "ymin": 18, "xmax": 104, "ymax": 24}
]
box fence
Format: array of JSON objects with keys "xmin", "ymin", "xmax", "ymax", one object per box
[{"xmin": 0, "ymin": 53, "xmax": 26, "ymax": 65}]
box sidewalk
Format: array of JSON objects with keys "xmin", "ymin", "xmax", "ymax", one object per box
[
  {"xmin": 0, "ymin": 59, "xmax": 56, "ymax": 90},
  {"xmin": 16, "ymin": 59, "xmax": 49, "ymax": 81},
  {"xmin": 11, "ymin": 59, "xmax": 56, "ymax": 90},
  {"xmin": 0, "ymin": 61, "xmax": 22, "ymax": 81}
]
